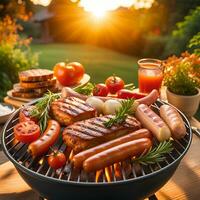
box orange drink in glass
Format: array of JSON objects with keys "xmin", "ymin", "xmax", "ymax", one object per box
[{"xmin": 138, "ymin": 58, "xmax": 163, "ymax": 93}]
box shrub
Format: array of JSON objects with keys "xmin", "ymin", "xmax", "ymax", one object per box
[
  {"xmin": 163, "ymin": 6, "xmax": 200, "ymax": 57},
  {"xmin": 0, "ymin": 16, "xmax": 38, "ymax": 100},
  {"xmin": 163, "ymin": 52, "xmax": 200, "ymax": 96}
]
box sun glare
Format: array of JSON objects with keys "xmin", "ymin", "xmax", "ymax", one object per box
[{"xmin": 79, "ymin": 0, "xmax": 155, "ymax": 18}]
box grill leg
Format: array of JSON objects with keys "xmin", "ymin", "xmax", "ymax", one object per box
[{"xmin": 148, "ymin": 194, "xmax": 158, "ymax": 200}]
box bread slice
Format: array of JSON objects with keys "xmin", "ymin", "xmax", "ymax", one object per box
[
  {"xmin": 12, "ymin": 86, "xmax": 59, "ymax": 99},
  {"xmin": 19, "ymin": 69, "xmax": 53, "ymax": 82},
  {"xmin": 20, "ymin": 77, "xmax": 56, "ymax": 89},
  {"xmin": 13, "ymin": 83, "xmax": 59, "ymax": 93}
]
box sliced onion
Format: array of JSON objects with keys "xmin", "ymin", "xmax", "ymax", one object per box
[
  {"xmin": 86, "ymin": 96, "xmax": 104, "ymax": 114},
  {"xmin": 103, "ymin": 99, "xmax": 122, "ymax": 115}
]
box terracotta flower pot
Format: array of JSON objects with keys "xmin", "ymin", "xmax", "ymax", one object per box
[{"xmin": 166, "ymin": 88, "xmax": 200, "ymax": 118}]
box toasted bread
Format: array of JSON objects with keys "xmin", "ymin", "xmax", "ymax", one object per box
[
  {"xmin": 13, "ymin": 83, "xmax": 59, "ymax": 93},
  {"xmin": 19, "ymin": 69, "xmax": 53, "ymax": 82},
  {"xmin": 20, "ymin": 77, "xmax": 56, "ymax": 89},
  {"xmin": 12, "ymin": 91, "xmax": 42, "ymax": 98}
]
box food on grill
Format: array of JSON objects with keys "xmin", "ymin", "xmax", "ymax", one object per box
[
  {"xmin": 19, "ymin": 106, "xmax": 38, "ymax": 123},
  {"xmin": 14, "ymin": 121, "xmax": 40, "ymax": 143},
  {"xmin": 103, "ymin": 99, "xmax": 122, "ymax": 115},
  {"xmin": 28, "ymin": 120, "xmax": 60, "ymax": 157},
  {"xmin": 105, "ymin": 75, "xmax": 125, "ymax": 94},
  {"xmin": 83, "ymin": 138, "xmax": 152, "ymax": 172},
  {"xmin": 50, "ymin": 97, "xmax": 96, "ymax": 126},
  {"xmin": 117, "ymin": 89, "xmax": 147, "ymax": 99},
  {"xmin": 135, "ymin": 104, "xmax": 171, "ymax": 141},
  {"xmin": 73, "ymin": 129, "xmax": 152, "ymax": 169},
  {"xmin": 86, "ymin": 96, "xmax": 104, "ymax": 114},
  {"xmin": 136, "ymin": 89, "xmax": 159, "ymax": 105},
  {"xmin": 63, "ymin": 115, "xmax": 141, "ymax": 153},
  {"xmin": 19, "ymin": 69, "xmax": 54, "ymax": 82},
  {"xmin": 48, "ymin": 151, "xmax": 67, "ymax": 170},
  {"xmin": 54, "ymin": 62, "xmax": 85, "ymax": 86},
  {"xmin": 160, "ymin": 105, "xmax": 186, "ymax": 139}
]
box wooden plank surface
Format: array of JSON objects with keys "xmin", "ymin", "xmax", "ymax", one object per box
[{"xmin": 4, "ymin": 97, "xmax": 25, "ymax": 108}]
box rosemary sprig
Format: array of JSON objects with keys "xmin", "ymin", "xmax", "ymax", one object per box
[
  {"xmin": 133, "ymin": 140, "xmax": 173, "ymax": 165},
  {"xmin": 74, "ymin": 82, "xmax": 95, "ymax": 95},
  {"xmin": 30, "ymin": 91, "xmax": 61, "ymax": 132},
  {"xmin": 104, "ymin": 99, "xmax": 135, "ymax": 128}
]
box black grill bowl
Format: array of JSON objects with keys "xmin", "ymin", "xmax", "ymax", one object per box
[{"xmin": 1, "ymin": 100, "xmax": 192, "ymax": 200}]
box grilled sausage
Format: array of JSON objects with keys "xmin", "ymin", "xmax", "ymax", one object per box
[
  {"xmin": 73, "ymin": 129, "xmax": 152, "ymax": 168},
  {"xmin": 83, "ymin": 138, "xmax": 152, "ymax": 172},
  {"xmin": 62, "ymin": 87, "xmax": 159, "ymax": 106},
  {"xmin": 28, "ymin": 120, "xmax": 61, "ymax": 157},
  {"xmin": 136, "ymin": 89, "xmax": 159, "ymax": 106},
  {"xmin": 160, "ymin": 105, "xmax": 186, "ymax": 139},
  {"xmin": 135, "ymin": 104, "xmax": 171, "ymax": 141}
]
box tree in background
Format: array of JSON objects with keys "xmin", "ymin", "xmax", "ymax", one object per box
[{"xmin": 0, "ymin": 0, "xmax": 38, "ymax": 100}]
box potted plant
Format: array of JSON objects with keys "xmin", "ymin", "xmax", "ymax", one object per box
[{"xmin": 163, "ymin": 52, "xmax": 200, "ymax": 117}]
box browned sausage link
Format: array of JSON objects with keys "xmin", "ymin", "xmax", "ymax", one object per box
[
  {"xmin": 28, "ymin": 120, "xmax": 61, "ymax": 157},
  {"xmin": 136, "ymin": 89, "xmax": 159, "ymax": 106},
  {"xmin": 73, "ymin": 129, "xmax": 152, "ymax": 169},
  {"xmin": 135, "ymin": 104, "xmax": 171, "ymax": 141},
  {"xmin": 83, "ymin": 138, "xmax": 152, "ymax": 172},
  {"xmin": 160, "ymin": 105, "xmax": 186, "ymax": 139}
]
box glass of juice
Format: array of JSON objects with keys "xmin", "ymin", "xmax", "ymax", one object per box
[{"xmin": 138, "ymin": 58, "xmax": 163, "ymax": 93}]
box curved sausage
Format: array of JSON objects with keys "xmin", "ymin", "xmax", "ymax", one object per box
[
  {"xmin": 62, "ymin": 87, "xmax": 159, "ymax": 106},
  {"xmin": 28, "ymin": 120, "xmax": 61, "ymax": 157},
  {"xmin": 135, "ymin": 104, "xmax": 171, "ymax": 141},
  {"xmin": 73, "ymin": 129, "xmax": 152, "ymax": 169},
  {"xmin": 160, "ymin": 105, "xmax": 186, "ymax": 139},
  {"xmin": 136, "ymin": 89, "xmax": 159, "ymax": 106},
  {"xmin": 83, "ymin": 138, "xmax": 152, "ymax": 172}
]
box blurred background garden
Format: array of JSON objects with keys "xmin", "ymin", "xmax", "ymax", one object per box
[{"xmin": 0, "ymin": 0, "xmax": 200, "ymax": 111}]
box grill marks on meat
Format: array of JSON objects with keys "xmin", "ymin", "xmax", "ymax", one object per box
[
  {"xmin": 51, "ymin": 97, "xmax": 96, "ymax": 126},
  {"xmin": 63, "ymin": 115, "xmax": 141, "ymax": 153}
]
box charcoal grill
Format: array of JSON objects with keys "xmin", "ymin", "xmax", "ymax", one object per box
[{"xmin": 1, "ymin": 99, "xmax": 192, "ymax": 200}]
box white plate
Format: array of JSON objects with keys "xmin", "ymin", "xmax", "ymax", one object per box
[{"xmin": 7, "ymin": 74, "xmax": 90, "ymax": 103}]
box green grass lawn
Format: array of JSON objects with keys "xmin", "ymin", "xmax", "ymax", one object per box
[{"xmin": 31, "ymin": 43, "xmax": 139, "ymax": 85}]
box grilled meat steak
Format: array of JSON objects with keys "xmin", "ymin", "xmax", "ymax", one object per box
[
  {"xmin": 51, "ymin": 97, "xmax": 96, "ymax": 126},
  {"xmin": 63, "ymin": 115, "xmax": 141, "ymax": 153}
]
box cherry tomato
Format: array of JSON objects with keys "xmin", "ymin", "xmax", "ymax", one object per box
[
  {"xmin": 48, "ymin": 151, "xmax": 67, "ymax": 170},
  {"xmin": 105, "ymin": 75, "xmax": 125, "ymax": 94},
  {"xmin": 117, "ymin": 89, "xmax": 147, "ymax": 99},
  {"xmin": 93, "ymin": 83, "xmax": 109, "ymax": 96},
  {"xmin": 14, "ymin": 121, "xmax": 40, "ymax": 143},
  {"xmin": 54, "ymin": 62, "xmax": 85, "ymax": 86},
  {"xmin": 19, "ymin": 106, "xmax": 38, "ymax": 123}
]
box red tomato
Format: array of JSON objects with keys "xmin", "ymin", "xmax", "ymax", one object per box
[
  {"xmin": 19, "ymin": 106, "xmax": 38, "ymax": 123},
  {"xmin": 117, "ymin": 89, "xmax": 147, "ymax": 99},
  {"xmin": 14, "ymin": 121, "xmax": 40, "ymax": 143},
  {"xmin": 48, "ymin": 151, "xmax": 67, "ymax": 170},
  {"xmin": 54, "ymin": 62, "xmax": 85, "ymax": 86},
  {"xmin": 93, "ymin": 83, "xmax": 109, "ymax": 96},
  {"xmin": 105, "ymin": 76, "xmax": 125, "ymax": 94}
]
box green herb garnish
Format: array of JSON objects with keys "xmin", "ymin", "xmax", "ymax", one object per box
[
  {"xmin": 30, "ymin": 91, "xmax": 60, "ymax": 132},
  {"xmin": 133, "ymin": 140, "xmax": 173, "ymax": 165},
  {"xmin": 74, "ymin": 82, "xmax": 95, "ymax": 95},
  {"xmin": 124, "ymin": 83, "xmax": 135, "ymax": 90},
  {"xmin": 104, "ymin": 99, "xmax": 135, "ymax": 128}
]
